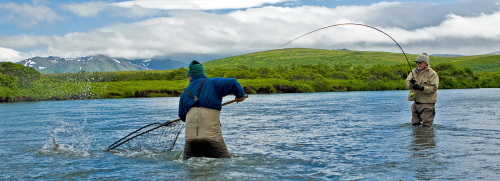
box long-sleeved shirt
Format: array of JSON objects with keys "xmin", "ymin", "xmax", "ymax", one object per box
[{"xmin": 178, "ymin": 75, "xmax": 246, "ymax": 121}]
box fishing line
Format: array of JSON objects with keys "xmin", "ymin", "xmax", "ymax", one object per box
[{"xmin": 279, "ymin": 23, "xmax": 413, "ymax": 73}]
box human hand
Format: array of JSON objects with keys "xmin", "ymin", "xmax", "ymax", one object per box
[
  {"xmin": 235, "ymin": 96, "xmax": 247, "ymax": 103},
  {"xmin": 412, "ymin": 84, "xmax": 424, "ymax": 91}
]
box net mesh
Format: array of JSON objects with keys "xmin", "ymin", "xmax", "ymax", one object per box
[{"xmin": 107, "ymin": 121, "xmax": 184, "ymax": 153}]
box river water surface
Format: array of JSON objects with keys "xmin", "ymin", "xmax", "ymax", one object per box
[{"xmin": 1, "ymin": 89, "xmax": 499, "ymax": 180}]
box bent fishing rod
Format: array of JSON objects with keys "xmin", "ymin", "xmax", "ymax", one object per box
[{"xmin": 279, "ymin": 23, "xmax": 414, "ymax": 75}]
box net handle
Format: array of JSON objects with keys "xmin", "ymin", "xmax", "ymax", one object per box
[{"xmin": 165, "ymin": 95, "xmax": 249, "ymax": 125}]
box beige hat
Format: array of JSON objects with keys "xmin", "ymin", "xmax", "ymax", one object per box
[{"xmin": 415, "ymin": 53, "xmax": 429, "ymax": 65}]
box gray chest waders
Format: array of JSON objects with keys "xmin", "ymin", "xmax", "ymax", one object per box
[{"xmin": 183, "ymin": 78, "xmax": 230, "ymax": 159}]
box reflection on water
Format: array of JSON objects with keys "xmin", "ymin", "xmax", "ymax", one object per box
[
  {"xmin": 409, "ymin": 126, "xmax": 439, "ymax": 180},
  {"xmin": 411, "ymin": 126, "xmax": 436, "ymax": 154}
]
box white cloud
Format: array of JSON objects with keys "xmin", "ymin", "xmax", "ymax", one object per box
[
  {"xmin": 111, "ymin": 4, "xmax": 164, "ymax": 18},
  {"xmin": 296, "ymin": 0, "xmax": 500, "ymax": 30},
  {"xmin": 432, "ymin": 13, "xmax": 500, "ymax": 39},
  {"xmin": 0, "ymin": 0, "xmax": 61, "ymax": 27},
  {"xmin": 2, "ymin": 0, "xmax": 500, "ymax": 62},
  {"xmin": 0, "ymin": 47, "xmax": 22, "ymax": 62},
  {"xmin": 395, "ymin": 11, "xmax": 500, "ymax": 55},
  {"xmin": 61, "ymin": 1, "xmax": 162, "ymax": 18},
  {"xmin": 0, "ymin": 34, "xmax": 51, "ymax": 49},
  {"xmin": 112, "ymin": 0, "xmax": 294, "ymax": 10},
  {"xmin": 60, "ymin": 1, "xmax": 108, "ymax": 18}
]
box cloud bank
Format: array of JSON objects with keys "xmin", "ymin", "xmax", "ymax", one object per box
[
  {"xmin": 0, "ymin": 1, "xmax": 61, "ymax": 28},
  {"xmin": 60, "ymin": 1, "xmax": 109, "ymax": 18},
  {"xmin": 112, "ymin": 0, "xmax": 293, "ymax": 10},
  {"xmin": 0, "ymin": 47, "xmax": 21, "ymax": 62},
  {"xmin": 1, "ymin": 0, "xmax": 500, "ymax": 62}
]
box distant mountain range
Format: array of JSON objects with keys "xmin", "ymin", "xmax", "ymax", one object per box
[
  {"xmin": 17, "ymin": 55, "xmax": 187, "ymax": 74},
  {"xmin": 128, "ymin": 56, "xmax": 187, "ymax": 71},
  {"xmin": 430, "ymin": 54, "xmax": 463, "ymax": 57},
  {"xmin": 432, "ymin": 51, "xmax": 500, "ymax": 57},
  {"xmin": 487, "ymin": 51, "xmax": 500, "ymax": 55}
]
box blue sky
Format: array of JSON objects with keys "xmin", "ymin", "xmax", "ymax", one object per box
[{"xmin": 1, "ymin": 0, "xmax": 500, "ymax": 62}]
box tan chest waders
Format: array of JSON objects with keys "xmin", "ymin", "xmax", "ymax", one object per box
[{"xmin": 183, "ymin": 78, "xmax": 230, "ymax": 159}]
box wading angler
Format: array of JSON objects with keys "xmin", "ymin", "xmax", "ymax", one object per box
[
  {"xmin": 179, "ymin": 60, "xmax": 247, "ymax": 160},
  {"xmin": 406, "ymin": 53, "xmax": 439, "ymax": 127}
]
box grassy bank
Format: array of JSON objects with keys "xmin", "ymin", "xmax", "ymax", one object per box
[
  {"xmin": 2, "ymin": 63, "xmax": 499, "ymax": 103},
  {"xmin": 2, "ymin": 48, "xmax": 500, "ymax": 102},
  {"xmin": 204, "ymin": 48, "xmax": 500, "ymax": 72}
]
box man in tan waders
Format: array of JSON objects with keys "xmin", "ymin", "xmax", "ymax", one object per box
[
  {"xmin": 178, "ymin": 60, "xmax": 246, "ymax": 160},
  {"xmin": 406, "ymin": 53, "xmax": 439, "ymax": 127}
]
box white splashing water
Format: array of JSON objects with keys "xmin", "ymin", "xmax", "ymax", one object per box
[{"xmin": 39, "ymin": 118, "xmax": 95, "ymax": 157}]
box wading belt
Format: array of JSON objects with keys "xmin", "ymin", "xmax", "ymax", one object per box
[{"xmin": 183, "ymin": 78, "xmax": 207, "ymax": 107}]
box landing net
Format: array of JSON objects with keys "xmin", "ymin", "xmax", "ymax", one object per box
[{"xmin": 106, "ymin": 120, "xmax": 184, "ymax": 153}]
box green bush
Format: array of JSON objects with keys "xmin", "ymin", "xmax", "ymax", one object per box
[
  {"xmin": 0, "ymin": 62, "xmax": 40, "ymax": 87},
  {"xmin": 1, "ymin": 60, "xmax": 498, "ymax": 102},
  {"xmin": 0, "ymin": 73, "xmax": 18, "ymax": 88}
]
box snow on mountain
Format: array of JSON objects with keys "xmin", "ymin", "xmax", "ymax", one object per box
[
  {"xmin": 17, "ymin": 55, "xmax": 145, "ymax": 74},
  {"xmin": 17, "ymin": 55, "xmax": 188, "ymax": 74}
]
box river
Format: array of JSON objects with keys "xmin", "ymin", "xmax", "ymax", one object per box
[{"xmin": 1, "ymin": 89, "xmax": 499, "ymax": 180}]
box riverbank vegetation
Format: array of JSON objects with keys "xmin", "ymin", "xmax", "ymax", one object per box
[
  {"xmin": 203, "ymin": 48, "xmax": 500, "ymax": 72},
  {"xmin": 1, "ymin": 49, "xmax": 499, "ymax": 102}
]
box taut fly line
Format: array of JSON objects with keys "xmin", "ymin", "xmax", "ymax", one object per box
[{"xmin": 279, "ymin": 23, "xmax": 413, "ymax": 73}]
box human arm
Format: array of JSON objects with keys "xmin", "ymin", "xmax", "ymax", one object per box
[
  {"xmin": 178, "ymin": 94, "xmax": 187, "ymax": 122},
  {"xmin": 422, "ymin": 71, "xmax": 439, "ymax": 94},
  {"xmin": 405, "ymin": 70, "xmax": 415, "ymax": 89},
  {"xmin": 213, "ymin": 78, "xmax": 246, "ymax": 98}
]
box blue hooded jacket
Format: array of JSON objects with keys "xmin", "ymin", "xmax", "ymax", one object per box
[{"xmin": 178, "ymin": 75, "xmax": 246, "ymax": 121}]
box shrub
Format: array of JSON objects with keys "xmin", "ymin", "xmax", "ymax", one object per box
[{"xmin": 0, "ymin": 62, "xmax": 41, "ymax": 87}]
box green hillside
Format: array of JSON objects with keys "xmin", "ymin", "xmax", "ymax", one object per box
[
  {"xmin": 203, "ymin": 48, "xmax": 500, "ymax": 72},
  {"xmin": 2, "ymin": 48, "xmax": 499, "ymax": 103}
]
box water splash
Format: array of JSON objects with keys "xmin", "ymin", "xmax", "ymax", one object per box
[
  {"xmin": 39, "ymin": 119, "xmax": 95, "ymax": 157},
  {"xmin": 39, "ymin": 72, "xmax": 108, "ymax": 101}
]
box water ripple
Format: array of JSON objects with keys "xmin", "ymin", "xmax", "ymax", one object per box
[{"xmin": 0, "ymin": 89, "xmax": 499, "ymax": 180}]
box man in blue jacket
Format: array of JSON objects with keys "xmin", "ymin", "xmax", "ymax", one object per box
[{"xmin": 179, "ymin": 60, "xmax": 246, "ymax": 160}]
